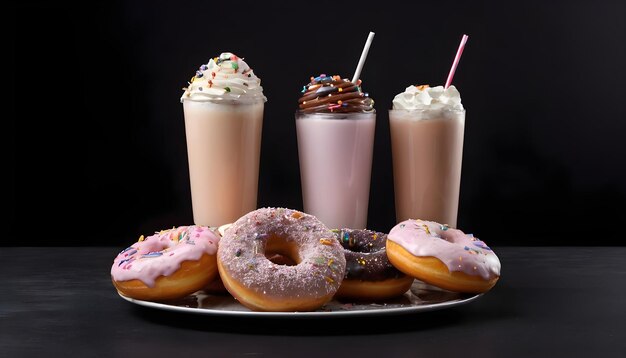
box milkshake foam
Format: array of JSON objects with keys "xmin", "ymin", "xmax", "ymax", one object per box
[{"xmin": 392, "ymin": 85, "xmax": 463, "ymax": 112}]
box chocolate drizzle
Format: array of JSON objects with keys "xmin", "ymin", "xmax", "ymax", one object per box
[
  {"xmin": 298, "ymin": 74, "xmax": 374, "ymax": 113},
  {"xmin": 333, "ymin": 228, "xmax": 406, "ymax": 281}
]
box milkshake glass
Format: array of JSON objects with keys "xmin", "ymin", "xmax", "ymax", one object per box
[
  {"xmin": 296, "ymin": 74, "xmax": 375, "ymax": 229},
  {"xmin": 181, "ymin": 52, "xmax": 266, "ymax": 227},
  {"xmin": 389, "ymin": 85, "xmax": 465, "ymax": 227}
]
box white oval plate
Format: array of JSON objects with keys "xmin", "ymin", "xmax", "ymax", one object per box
[{"xmin": 118, "ymin": 281, "xmax": 482, "ymax": 318}]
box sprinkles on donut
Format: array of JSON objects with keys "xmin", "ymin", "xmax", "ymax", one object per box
[
  {"xmin": 333, "ymin": 228, "xmax": 414, "ymax": 300},
  {"xmin": 111, "ymin": 225, "xmax": 220, "ymax": 301},
  {"xmin": 217, "ymin": 207, "xmax": 346, "ymax": 312},
  {"xmin": 386, "ymin": 219, "xmax": 501, "ymax": 293}
]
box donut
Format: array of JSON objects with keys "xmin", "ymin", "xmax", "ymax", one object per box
[
  {"xmin": 202, "ymin": 273, "xmax": 228, "ymax": 295},
  {"xmin": 198, "ymin": 223, "xmax": 236, "ymax": 295},
  {"xmin": 111, "ymin": 225, "xmax": 220, "ymax": 301},
  {"xmin": 333, "ymin": 228, "xmax": 414, "ymax": 301},
  {"xmin": 386, "ymin": 219, "xmax": 501, "ymax": 293},
  {"xmin": 217, "ymin": 207, "xmax": 346, "ymax": 312}
]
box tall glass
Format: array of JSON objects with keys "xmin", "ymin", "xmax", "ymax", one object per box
[
  {"xmin": 182, "ymin": 100, "xmax": 264, "ymax": 227},
  {"xmin": 295, "ymin": 112, "xmax": 376, "ymax": 229},
  {"xmin": 389, "ymin": 108, "xmax": 465, "ymax": 227}
]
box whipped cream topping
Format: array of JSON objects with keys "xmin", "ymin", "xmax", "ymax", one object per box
[
  {"xmin": 392, "ymin": 85, "xmax": 463, "ymax": 111},
  {"xmin": 181, "ymin": 52, "xmax": 266, "ymax": 104}
]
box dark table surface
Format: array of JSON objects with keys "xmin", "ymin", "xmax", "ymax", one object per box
[{"xmin": 1, "ymin": 247, "xmax": 625, "ymax": 357}]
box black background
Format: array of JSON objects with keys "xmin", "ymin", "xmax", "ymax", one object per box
[{"xmin": 9, "ymin": 0, "xmax": 626, "ymax": 247}]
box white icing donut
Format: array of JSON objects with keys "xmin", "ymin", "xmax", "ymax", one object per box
[{"xmin": 387, "ymin": 219, "xmax": 501, "ymax": 293}]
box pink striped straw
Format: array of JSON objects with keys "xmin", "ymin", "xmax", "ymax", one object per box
[{"xmin": 444, "ymin": 34, "xmax": 469, "ymax": 89}]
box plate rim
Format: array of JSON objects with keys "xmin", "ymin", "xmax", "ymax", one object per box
[{"xmin": 117, "ymin": 290, "xmax": 483, "ymax": 318}]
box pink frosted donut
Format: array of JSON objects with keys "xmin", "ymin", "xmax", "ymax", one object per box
[
  {"xmin": 217, "ymin": 207, "xmax": 346, "ymax": 312},
  {"xmin": 111, "ymin": 225, "xmax": 220, "ymax": 301},
  {"xmin": 386, "ymin": 219, "xmax": 501, "ymax": 293}
]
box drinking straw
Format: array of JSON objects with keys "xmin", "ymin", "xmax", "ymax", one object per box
[
  {"xmin": 444, "ymin": 34, "xmax": 469, "ymax": 89},
  {"xmin": 351, "ymin": 31, "xmax": 375, "ymax": 84}
]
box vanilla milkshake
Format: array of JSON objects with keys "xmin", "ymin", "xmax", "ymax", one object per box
[
  {"xmin": 296, "ymin": 74, "xmax": 375, "ymax": 229},
  {"xmin": 389, "ymin": 85, "xmax": 465, "ymax": 227},
  {"xmin": 181, "ymin": 52, "xmax": 266, "ymax": 227}
]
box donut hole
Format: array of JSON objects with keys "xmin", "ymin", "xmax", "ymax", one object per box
[
  {"xmin": 265, "ymin": 253, "xmax": 298, "ymax": 266},
  {"xmin": 264, "ymin": 234, "xmax": 301, "ymax": 266},
  {"xmin": 349, "ymin": 241, "xmax": 378, "ymax": 253}
]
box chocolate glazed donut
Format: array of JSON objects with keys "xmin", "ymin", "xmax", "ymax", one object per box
[{"xmin": 332, "ymin": 229, "xmax": 414, "ymax": 301}]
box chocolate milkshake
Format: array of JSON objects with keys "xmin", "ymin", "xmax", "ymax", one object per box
[
  {"xmin": 181, "ymin": 52, "xmax": 266, "ymax": 227},
  {"xmin": 296, "ymin": 74, "xmax": 375, "ymax": 229},
  {"xmin": 389, "ymin": 85, "xmax": 465, "ymax": 227}
]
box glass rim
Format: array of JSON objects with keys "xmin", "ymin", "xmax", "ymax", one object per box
[
  {"xmin": 295, "ymin": 110, "xmax": 376, "ymax": 118},
  {"xmin": 181, "ymin": 97, "xmax": 267, "ymax": 105},
  {"xmin": 388, "ymin": 107, "xmax": 465, "ymax": 113}
]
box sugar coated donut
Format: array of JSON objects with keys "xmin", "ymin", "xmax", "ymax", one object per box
[
  {"xmin": 386, "ymin": 219, "xmax": 501, "ymax": 293},
  {"xmin": 333, "ymin": 228, "xmax": 414, "ymax": 301},
  {"xmin": 217, "ymin": 207, "xmax": 346, "ymax": 312},
  {"xmin": 111, "ymin": 225, "xmax": 220, "ymax": 301}
]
